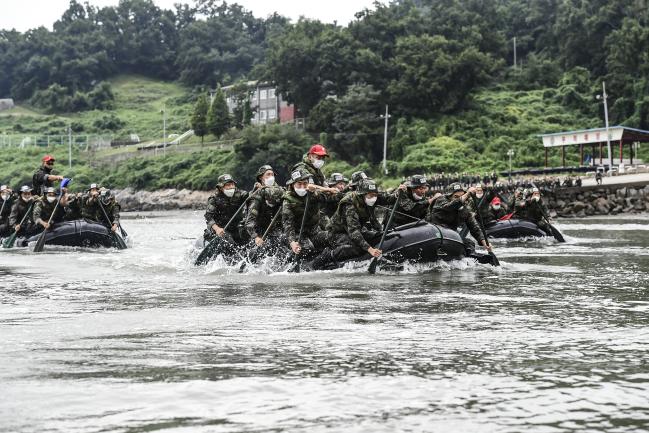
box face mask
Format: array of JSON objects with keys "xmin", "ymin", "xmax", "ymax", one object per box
[
  {"xmin": 264, "ymin": 176, "xmax": 275, "ymax": 187},
  {"xmin": 47, "ymin": 196, "xmax": 56, "ymax": 203},
  {"xmin": 412, "ymin": 192, "xmax": 423, "ymax": 201},
  {"xmin": 493, "ymin": 204, "xmax": 501, "ymax": 210},
  {"xmin": 476, "ymin": 192, "xmax": 484, "ymax": 199},
  {"xmin": 22, "ymin": 195, "xmax": 31, "ymax": 202},
  {"xmin": 1, "ymin": 194, "xmax": 7, "ymax": 201},
  {"xmin": 223, "ymin": 188, "xmax": 235, "ymax": 198},
  {"xmin": 311, "ymin": 158, "xmax": 325, "ymax": 169},
  {"xmin": 364, "ymin": 197, "xmax": 377, "ymax": 207},
  {"xmin": 294, "ymin": 187, "xmax": 307, "ymax": 197},
  {"xmin": 533, "ymin": 196, "xmax": 540, "ymax": 202}
]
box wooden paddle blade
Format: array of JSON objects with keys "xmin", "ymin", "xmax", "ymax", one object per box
[
  {"xmin": 2, "ymin": 233, "xmax": 17, "ymax": 248},
  {"xmin": 33, "ymin": 231, "xmax": 47, "ymax": 253},
  {"xmin": 368, "ymin": 257, "xmax": 379, "ymax": 274},
  {"xmin": 549, "ymin": 224, "xmax": 566, "ymax": 243}
]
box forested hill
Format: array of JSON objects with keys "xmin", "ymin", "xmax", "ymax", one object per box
[{"xmin": 1, "ymin": 0, "xmax": 649, "ymax": 183}]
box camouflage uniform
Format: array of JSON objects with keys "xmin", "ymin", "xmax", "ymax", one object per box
[
  {"xmin": 82, "ymin": 194, "xmax": 102, "ymax": 221},
  {"xmin": 0, "ymin": 192, "xmax": 16, "ymax": 236},
  {"xmin": 485, "ymin": 204, "xmax": 507, "ymax": 223},
  {"xmin": 516, "ymin": 198, "xmax": 551, "ymax": 234},
  {"xmin": 244, "ymin": 185, "xmax": 284, "ymax": 240},
  {"xmin": 282, "ymin": 189, "xmax": 330, "ymax": 253},
  {"xmin": 427, "ymin": 191, "xmax": 485, "ymax": 252},
  {"xmin": 393, "ymin": 189, "xmax": 429, "ymax": 226},
  {"xmin": 204, "ymin": 188, "xmax": 249, "ymax": 243},
  {"xmin": 32, "ymin": 165, "xmax": 55, "ymax": 197},
  {"xmin": 64, "ymin": 193, "xmax": 84, "ymax": 221},
  {"xmin": 291, "ymin": 154, "xmax": 326, "ymax": 187},
  {"xmin": 8, "ymin": 197, "xmax": 38, "ymax": 237},
  {"xmin": 33, "ymin": 196, "xmax": 66, "ymax": 226}
]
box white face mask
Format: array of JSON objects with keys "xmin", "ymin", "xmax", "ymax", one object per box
[
  {"xmin": 364, "ymin": 196, "xmax": 377, "ymax": 207},
  {"xmin": 223, "ymin": 188, "xmax": 235, "ymax": 198},
  {"xmin": 47, "ymin": 196, "xmax": 56, "ymax": 203},
  {"xmin": 493, "ymin": 204, "xmax": 501, "ymax": 210},
  {"xmin": 1, "ymin": 194, "xmax": 8, "ymax": 201},
  {"xmin": 476, "ymin": 192, "xmax": 484, "ymax": 198},
  {"xmin": 311, "ymin": 158, "xmax": 325, "ymax": 169},
  {"xmin": 294, "ymin": 187, "xmax": 307, "ymax": 197},
  {"xmin": 264, "ymin": 176, "xmax": 275, "ymax": 187},
  {"xmin": 532, "ymin": 195, "xmax": 540, "ymax": 202},
  {"xmin": 412, "ymin": 192, "xmax": 423, "ymax": 201},
  {"xmin": 22, "ymin": 195, "xmax": 31, "ymax": 202}
]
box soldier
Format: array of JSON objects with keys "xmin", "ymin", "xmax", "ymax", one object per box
[
  {"xmin": 486, "ymin": 197, "xmax": 507, "ymax": 224},
  {"xmin": 347, "ymin": 171, "xmax": 369, "ymax": 192},
  {"xmin": 32, "ymin": 155, "xmax": 64, "ymax": 196},
  {"xmin": 97, "ymin": 188, "xmax": 121, "ymax": 232},
  {"xmin": 312, "ymin": 179, "xmax": 400, "ymax": 269},
  {"xmin": 8, "ymin": 186, "xmax": 39, "ymax": 238},
  {"xmin": 0, "ymin": 185, "xmax": 16, "ymax": 236},
  {"xmin": 81, "ymin": 183, "xmax": 102, "ymax": 222},
  {"xmin": 427, "ymin": 183, "xmax": 493, "ymax": 255},
  {"xmin": 33, "ymin": 187, "xmax": 67, "ymax": 230},
  {"xmin": 291, "ymin": 144, "xmax": 330, "ymax": 186},
  {"xmin": 204, "ymin": 174, "xmax": 249, "ymax": 244},
  {"xmin": 392, "ymin": 175, "xmax": 437, "ymax": 226},
  {"xmin": 282, "ymin": 168, "xmax": 337, "ymax": 258},
  {"xmin": 244, "ymin": 165, "xmax": 285, "ymax": 248},
  {"xmin": 515, "ymin": 187, "xmax": 552, "ymax": 235}
]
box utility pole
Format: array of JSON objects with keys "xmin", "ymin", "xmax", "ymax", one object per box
[
  {"xmin": 380, "ymin": 105, "xmax": 391, "ymax": 175},
  {"xmin": 507, "ymin": 149, "xmax": 514, "ymax": 181},
  {"xmin": 161, "ymin": 104, "xmax": 167, "ymax": 156},
  {"xmin": 513, "ymin": 37, "xmax": 517, "ymax": 70},
  {"xmin": 597, "ymin": 82, "xmax": 613, "ymax": 176},
  {"xmin": 68, "ymin": 125, "xmax": 72, "ymax": 169}
]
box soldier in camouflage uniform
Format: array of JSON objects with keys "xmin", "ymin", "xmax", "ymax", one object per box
[
  {"xmin": 485, "ymin": 197, "xmax": 507, "ymax": 224},
  {"xmin": 309, "ymin": 179, "xmax": 400, "ymax": 269},
  {"xmin": 514, "ymin": 187, "xmax": 552, "ymax": 235},
  {"xmin": 291, "ymin": 144, "xmax": 329, "ymax": 186},
  {"xmin": 427, "ymin": 183, "xmax": 493, "ymax": 255},
  {"xmin": 244, "ymin": 165, "xmax": 285, "ymax": 248},
  {"xmin": 392, "ymin": 175, "xmax": 438, "ymax": 226},
  {"xmin": 204, "ymin": 174, "xmax": 249, "ymax": 244},
  {"xmin": 81, "ymin": 183, "xmax": 102, "ymax": 221},
  {"xmin": 282, "ymin": 168, "xmax": 337, "ymax": 258},
  {"xmin": 33, "ymin": 187, "xmax": 68, "ymax": 230},
  {"xmin": 321, "ymin": 173, "xmax": 348, "ymax": 218},
  {"xmin": 0, "ymin": 185, "xmax": 16, "ymax": 237},
  {"xmin": 8, "ymin": 186, "xmax": 39, "ymax": 237},
  {"xmin": 345, "ymin": 171, "xmax": 370, "ymax": 192},
  {"xmin": 96, "ymin": 188, "xmax": 121, "ymax": 232}
]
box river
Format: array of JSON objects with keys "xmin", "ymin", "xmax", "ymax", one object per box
[{"xmin": 1, "ymin": 211, "xmax": 648, "ymax": 432}]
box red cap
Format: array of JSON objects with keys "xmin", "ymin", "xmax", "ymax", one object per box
[
  {"xmin": 491, "ymin": 197, "xmax": 501, "ymax": 205},
  {"xmin": 308, "ymin": 144, "xmax": 329, "ymax": 157},
  {"xmin": 42, "ymin": 155, "xmax": 55, "ymax": 163}
]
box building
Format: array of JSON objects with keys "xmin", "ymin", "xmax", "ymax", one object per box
[
  {"xmin": 216, "ymin": 81, "xmax": 295, "ymax": 126},
  {"xmin": 0, "ymin": 99, "xmax": 15, "ymax": 112}
]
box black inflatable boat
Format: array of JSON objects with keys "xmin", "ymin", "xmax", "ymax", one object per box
[
  {"xmin": 485, "ymin": 218, "xmax": 549, "ymax": 239},
  {"xmin": 19, "ymin": 220, "xmax": 117, "ymax": 248}
]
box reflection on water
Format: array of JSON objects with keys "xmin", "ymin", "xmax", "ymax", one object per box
[{"xmin": 1, "ymin": 212, "xmax": 648, "ymax": 433}]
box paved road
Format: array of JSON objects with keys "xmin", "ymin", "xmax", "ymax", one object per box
[{"xmin": 580, "ymin": 172, "xmax": 649, "ymax": 188}]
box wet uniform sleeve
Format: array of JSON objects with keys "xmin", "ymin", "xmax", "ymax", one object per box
[
  {"xmin": 378, "ymin": 191, "xmax": 398, "ymax": 207},
  {"xmin": 282, "ymin": 199, "xmax": 298, "ymax": 243},
  {"xmin": 110, "ymin": 202, "xmax": 121, "ymax": 223},
  {"xmin": 9, "ymin": 202, "xmax": 22, "ymax": 226},
  {"xmin": 344, "ymin": 203, "xmax": 371, "ymax": 251},
  {"xmin": 245, "ymin": 193, "xmax": 262, "ymax": 238},
  {"xmin": 463, "ymin": 208, "xmax": 485, "ymax": 243},
  {"xmin": 33, "ymin": 201, "xmax": 44, "ymax": 224},
  {"xmin": 204, "ymin": 196, "xmax": 219, "ymax": 228}
]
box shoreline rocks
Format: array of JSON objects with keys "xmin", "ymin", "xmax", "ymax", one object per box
[{"xmin": 114, "ymin": 188, "xmax": 211, "ymax": 211}]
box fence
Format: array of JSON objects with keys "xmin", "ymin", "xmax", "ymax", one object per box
[{"xmin": 0, "ymin": 134, "xmax": 114, "ymax": 151}]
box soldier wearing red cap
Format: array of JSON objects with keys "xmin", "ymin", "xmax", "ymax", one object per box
[
  {"xmin": 291, "ymin": 144, "xmax": 330, "ymax": 187},
  {"xmin": 486, "ymin": 197, "xmax": 507, "ymax": 223},
  {"xmin": 32, "ymin": 155, "xmax": 64, "ymax": 196}
]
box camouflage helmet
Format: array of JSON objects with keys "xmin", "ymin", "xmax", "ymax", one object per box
[
  {"xmin": 357, "ymin": 179, "xmax": 378, "ymax": 195},
  {"xmin": 349, "ymin": 171, "xmax": 369, "ymax": 186},
  {"xmin": 447, "ymin": 182, "xmax": 466, "ymax": 194},
  {"xmin": 406, "ymin": 174, "xmax": 427, "ymax": 188},
  {"xmin": 0, "ymin": 185, "xmax": 8, "ymax": 192},
  {"xmin": 255, "ymin": 165, "xmax": 274, "ymax": 181},
  {"xmin": 44, "ymin": 187, "xmax": 56, "ymax": 195},
  {"xmin": 217, "ymin": 174, "xmax": 236, "ymax": 188},
  {"xmin": 19, "ymin": 185, "xmax": 33, "ymax": 193},
  {"xmin": 286, "ymin": 168, "xmax": 312, "ymax": 186},
  {"xmin": 327, "ymin": 172, "xmax": 348, "ymax": 186}
]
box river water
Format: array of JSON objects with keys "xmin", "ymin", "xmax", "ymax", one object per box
[{"xmin": 1, "ymin": 211, "xmax": 648, "ymax": 433}]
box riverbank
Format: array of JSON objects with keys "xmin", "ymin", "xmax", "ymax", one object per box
[{"xmin": 115, "ymin": 184, "xmax": 649, "ymax": 217}]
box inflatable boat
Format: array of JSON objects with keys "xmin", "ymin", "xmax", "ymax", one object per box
[
  {"xmin": 18, "ymin": 220, "xmax": 119, "ymax": 248},
  {"xmin": 485, "ymin": 218, "xmax": 549, "ymax": 239}
]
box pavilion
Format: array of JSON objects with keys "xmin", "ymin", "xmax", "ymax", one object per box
[{"xmin": 538, "ymin": 126, "xmax": 649, "ymax": 168}]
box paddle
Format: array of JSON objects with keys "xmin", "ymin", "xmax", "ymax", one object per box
[
  {"xmin": 194, "ymin": 197, "xmax": 249, "ymax": 266},
  {"xmin": 97, "ymin": 198, "xmax": 127, "ymax": 249},
  {"xmin": 368, "ymin": 195, "xmax": 400, "ymax": 274},
  {"xmin": 2, "ymin": 202, "xmax": 35, "ymax": 249},
  {"xmin": 238, "ymin": 207, "xmax": 282, "ymax": 273},
  {"xmin": 470, "ymin": 196, "xmax": 500, "ymax": 267},
  {"xmin": 290, "ymin": 193, "xmax": 310, "ymax": 273},
  {"xmin": 533, "ymin": 200, "xmax": 565, "ymax": 242},
  {"xmin": 33, "ymin": 178, "xmax": 71, "ymax": 253}
]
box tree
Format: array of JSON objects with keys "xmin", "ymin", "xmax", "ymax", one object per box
[
  {"xmin": 191, "ymin": 94, "xmax": 209, "ymax": 144},
  {"xmin": 207, "ymin": 87, "xmax": 231, "ymax": 138}
]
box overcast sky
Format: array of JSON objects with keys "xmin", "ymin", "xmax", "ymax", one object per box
[{"xmin": 0, "ymin": 0, "xmax": 388, "ymax": 31}]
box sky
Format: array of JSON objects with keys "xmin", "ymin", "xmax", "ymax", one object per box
[{"xmin": 0, "ymin": 0, "xmax": 388, "ymax": 32}]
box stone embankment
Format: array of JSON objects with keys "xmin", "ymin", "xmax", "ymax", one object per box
[
  {"xmin": 548, "ymin": 185, "xmax": 649, "ymax": 217},
  {"xmin": 115, "ymin": 185, "xmax": 649, "ymax": 217}
]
